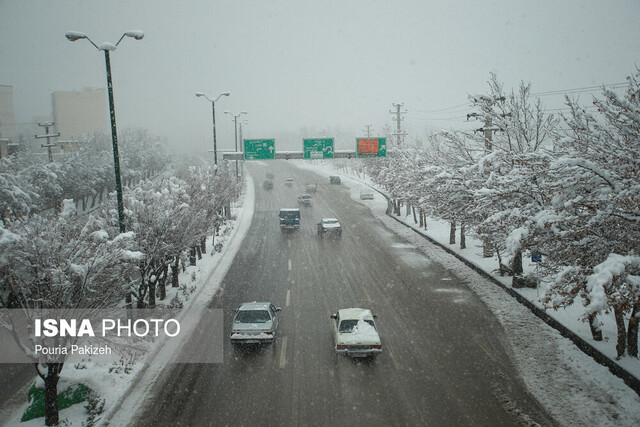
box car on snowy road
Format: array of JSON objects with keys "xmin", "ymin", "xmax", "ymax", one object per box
[
  {"xmin": 279, "ymin": 208, "xmax": 301, "ymax": 230},
  {"xmin": 359, "ymin": 190, "xmax": 374, "ymax": 200},
  {"xmin": 297, "ymin": 194, "xmax": 312, "ymax": 206},
  {"xmin": 317, "ymin": 218, "xmax": 342, "ymax": 238},
  {"xmin": 330, "ymin": 308, "xmax": 382, "ymax": 358},
  {"xmin": 230, "ymin": 302, "xmax": 282, "ymax": 346}
]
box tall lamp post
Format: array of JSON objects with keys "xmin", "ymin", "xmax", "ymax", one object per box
[
  {"xmin": 195, "ymin": 91, "xmax": 230, "ymax": 165},
  {"xmin": 224, "ymin": 111, "xmax": 247, "ymax": 178},
  {"xmin": 65, "ymin": 30, "xmax": 144, "ymax": 233}
]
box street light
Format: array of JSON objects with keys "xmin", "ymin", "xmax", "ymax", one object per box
[
  {"xmin": 224, "ymin": 111, "xmax": 247, "ymax": 178},
  {"xmin": 195, "ymin": 91, "xmax": 230, "ymax": 165},
  {"xmin": 65, "ymin": 30, "xmax": 144, "ymax": 233}
]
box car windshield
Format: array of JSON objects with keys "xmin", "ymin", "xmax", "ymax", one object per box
[
  {"xmin": 235, "ymin": 309, "xmax": 271, "ymax": 323},
  {"xmin": 339, "ymin": 319, "xmax": 375, "ymax": 333}
]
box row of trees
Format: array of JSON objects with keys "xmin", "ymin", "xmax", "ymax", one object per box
[
  {"xmin": 0, "ymin": 130, "xmax": 241, "ymax": 425},
  {"xmin": 366, "ymin": 69, "xmax": 640, "ymax": 360},
  {"xmin": 0, "ymin": 127, "xmax": 167, "ymax": 221}
]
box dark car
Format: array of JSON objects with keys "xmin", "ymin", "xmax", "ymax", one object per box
[
  {"xmin": 329, "ymin": 176, "xmax": 341, "ymax": 184},
  {"xmin": 263, "ymin": 179, "xmax": 273, "ymax": 190},
  {"xmin": 279, "ymin": 208, "xmax": 301, "ymax": 230}
]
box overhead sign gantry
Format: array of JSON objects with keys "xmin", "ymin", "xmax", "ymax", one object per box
[{"xmin": 223, "ymin": 137, "xmax": 388, "ymax": 161}]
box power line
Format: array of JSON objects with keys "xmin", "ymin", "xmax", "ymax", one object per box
[
  {"xmin": 413, "ymin": 102, "xmax": 471, "ymax": 114},
  {"xmin": 532, "ymin": 82, "xmax": 627, "ymax": 97}
]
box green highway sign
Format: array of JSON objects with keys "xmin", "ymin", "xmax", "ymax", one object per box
[
  {"xmin": 244, "ymin": 139, "xmax": 275, "ymax": 160},
  {"xmin": 356, "ymin": 137, "xmax": 387, "ymax": 158},
  {"xmin": 303, "ymin": 138, "xmax": 334, "ymax": 159}
]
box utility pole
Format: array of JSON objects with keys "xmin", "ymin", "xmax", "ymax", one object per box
[
  {"xmin": 362, "ymin": 124, "xmax": 373, "ymax": 137},
  {"xmin": 389, "ymin": 103, "xmax": 407, "ymax": 147},
  {"xmin": 466, "ymin": 96, "xmax": 508, "ymax": 258},
  {"xmin": 35, "ymin": 122, "xmax": 60, "ymax": 163}
]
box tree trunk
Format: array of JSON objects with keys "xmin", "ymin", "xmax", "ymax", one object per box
[
  {"xmin": 412, "ymin": 206, "xmax": 417, "ymax": 224},
  {"xmin": 406, "ymin": 200, "xmax": 410, "ymax": 217},
  {"xmin": 588, "ymin": 313, "xmax": 603, "ymax": 341},
  {"xmin": 200, "ymin": 235, "xmax": 206, "ymax": 255},
  {"xmin": 148, "ymin": 276, "xmax": 156, "ymax": 308},
  {"xmin": 171, "ymin": 255, "xmax": 180, "ymax": 288},
  {"xmin": 449, "ymin": 220, "xmax": 456, "ymax": 244},
  {"xmin": 39, "ymin": 363, "xmax": 63, "ymax": 426},
  {"xmin": 460, "ymin": 222, "xmax": 466, "ymax": 249},
  {"xmin": 158, "ymin": 263, "xmax": 168, "ymax": 301},
  {"xmin": 615, "ymin": 306, "xmax": 627, "ymax": 359},
  {"xmin": 196, "ymin": 244, "xmax": 202, "ymax": 260},
  {"xmin": 496, "ymin": 247, "xmax": 505, "ymax": 276},
  {"xmin": 483, "ymin": 239, "xmax": 493, "ymax": 258},
  {"xmin": 512, "ymin": 250, "xmax": 523, "ymax": 276},
  {"xmin": 419, "ymin": 208, "xmax": 424, "ymax": 228},
  {"xmin": 627, "ymin": 303, "xmax": 639, "ymax": 357},
  {"xmin": 190, "ymin": 246, "xmax": 197, "ymax": 266}
]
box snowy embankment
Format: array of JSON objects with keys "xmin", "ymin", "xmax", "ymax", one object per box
[
  {"xmin": 293, "ymin": 159, "xmax": 640, "ymax": 426},
  {"xmin": 1, "ymin": 177, "xmax": 255, "ymax": 427}
]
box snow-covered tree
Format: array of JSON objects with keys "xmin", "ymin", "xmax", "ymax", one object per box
[
  {"xmin": 0, "ymin": 201, "xmax": 142, "ymax": 425},
  {"xmin": 537, "ymin": 69, "xmax": 640, "ymax": 357}
]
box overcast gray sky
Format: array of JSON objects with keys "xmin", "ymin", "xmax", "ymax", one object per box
[{"xmin": 1, "ymin": 0, "xmax": 639, "ymax": 153}]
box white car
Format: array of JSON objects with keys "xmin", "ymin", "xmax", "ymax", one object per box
[
  {"xmin": 330, "ymin": 308, "xmax": 382, "ymax": 358},
  {"xmin": 317, "ymin": 218, "xmax": 342, "ymax": 238},
  {"xmin": 360, "ymin": 190, "xmax": 374, "ymax": 200},
  {"xmin": 230, "ymin": 302, "xmax": 281, "ymax": 346}
]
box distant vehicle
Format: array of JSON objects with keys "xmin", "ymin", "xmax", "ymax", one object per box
[
  {"xmin": 305, "ymin": 183, "xmax": 317, "ymax": 193},
  {"xmin": 330, "ymin": 308, "xmax": 382, "ymax": 358},
  {"xmin": 297, "ymin": 194, "xmax": 312, "ymax": 206},
  {"xmin": 263, "ymin": 179, "xmax": 273, "ymax": 190},
  {"xmin": 360, "ymin": 190, "xmax": 374, "ymax": 200},
  {"xmin": 329, "ymin": 176, "xmax": 341, "ymax": 184},
  {"xmin": 279, "ymin": 208, "xmax": 301, "ymax": 230},
  {"xmin": 285, "ymin": 178, "xmax": 294, "ymax": 186},
  {"xmin": 317, "ymin": 218, "xmax": 342, "ymax": 238},
  {"xmin": 230, "ymin": 302, "xmax": 281, "ymax": 346},
  {"xmin": 266, "ymin": 172, "xmax": 274, "ymax": 179}
]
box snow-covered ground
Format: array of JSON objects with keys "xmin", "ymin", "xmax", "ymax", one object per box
[
  {"xmin": 293, "ymin": 159, "xmax": 640, "ymax": 426},
  {"xmin": 1, "ymin": 178, "xmax": 255, "ymax": 427}
]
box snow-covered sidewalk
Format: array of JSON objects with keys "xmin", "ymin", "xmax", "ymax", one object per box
[{"xmin": 293, "ymin": 159, "xmax": 640, "ymax": 426}]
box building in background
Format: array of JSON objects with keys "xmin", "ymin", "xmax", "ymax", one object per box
[
  {"xmin": 52, "ymin": 87, "xmax": 109, "ymax": 144},
  {"xmin": 0, "ymin": 85, "xmax": 18, "ymax": 158},
  {"xmin": 0, "ymin": 85, "xmax": 16, "ymax": 140}
]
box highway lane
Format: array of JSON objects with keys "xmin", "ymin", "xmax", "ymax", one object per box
[{"xmin": 133, "ymin": 160, "xmax": 555, "ymax": 426}]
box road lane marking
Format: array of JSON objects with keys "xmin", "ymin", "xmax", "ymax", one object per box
[
  {"xmin": 385, "ymin": 342, "xmax": 401, "ymax": 370},
  {"xmin": 279, "ymin": 336, "xmax": 288, "ymax": 369},
  {"xmin": 288, "ymin": 259, "xmax": 292, "ymax": 271},
  {"xmin": 286, "ymin": 289, "xmax": 291, "ymax": 306},
  {"xmin": 362, "ymin": 287, "xmax": 373, "ymax": 304}
]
